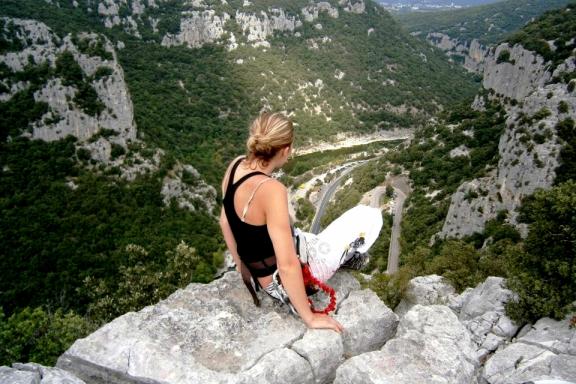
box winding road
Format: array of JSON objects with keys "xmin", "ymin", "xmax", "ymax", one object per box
[
  {"xmin": 385, "ymin": 176, "xmax": 410, "ymax": 274},
  {"xmin": 310, "ymin": 162, "xmax": 365, "ymax": 234},
  {"xmin": 310, "ymin": 167, "xmax": 411, "ymax": 274}
]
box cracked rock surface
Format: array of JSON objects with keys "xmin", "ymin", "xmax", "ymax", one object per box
[
  {"xmin": 483, "ymin": 314, "xmax": 576, "ymax": 384},
  {"xmin": 0, "ymin": 362, "xmax": 86, "ymax": 384},
  {"xmin": 334, "ymin": 304, "xmax": 478, "ymax": 384},
  {"xmin": 56, "ymin": 271, "xmax": 397, "ymax": 384}
]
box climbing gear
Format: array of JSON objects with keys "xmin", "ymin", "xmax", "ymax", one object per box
[
  {"xmin": 340, "ymin": 234, "xmax": 369, "ymax": 270},
  {"xmin": 341, "ymin": 250, "xmax": 370, "ymax": 270},
  {"xmin": 262, "ymin": 229, "xmax": 337, "ymax": 315},
  {"xmin": 263, "ymin": 262, "xmax": 337, "ymax": 315}
]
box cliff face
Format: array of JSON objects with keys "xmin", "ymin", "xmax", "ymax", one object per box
[
  {"xmin": 87, "ymin": 0, "xmax": 366, "ymax": 49},
  {"xmin": 0, "ymin": 17, "xmax": 217, "ymax": 211},
  {"xmin": 424, "ymin": 32, "xmax": 488, "ymax": 73},
  {"xmin": 0, "ymin": 18, "xmax": 136, "ymax": 152},
  {"xmin": 439, "ymin": 42, "xmax": 574, "ymax": 239},
  {"xmin": 4, "ymin": 274, "xmax": 575, "ymax": 384}
]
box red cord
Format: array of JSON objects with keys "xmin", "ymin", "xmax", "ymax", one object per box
[{"xmin": 301, "ymin": 265, "xmax": 337, "ymax": 314}]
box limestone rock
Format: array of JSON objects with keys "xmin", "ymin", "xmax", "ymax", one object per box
[
  {"xmin": 0, "ymin": 363, "xmax": 86, "ymax": 384},
  {"xmin": 310, "ymin": 269, "xmax": 361, "ymax": 311},
  {"xmin": 449, "ymin": 144, "xmax": 470, "ymax": 158},
  {"xmin": 424, "ymin": 33, "xmax": 487, "ymax": 73},
  {"xmin": 334, "ymin": 289, "xmax": 399, "ymax": 356},
  {"xmin": 235, "ymin": 9, "xmax": 297, "ymax": 48},
  {"xmin": 439, "ymin": 49, "xmax": 573, "ymax": 239},
  {"xmin": 57, "ymin": 271, "xmax": 389, "ymax": 384},
  {"xmin": 161, "ymin": 11, "xmax": 230, "ymax": 49},
  {"xmin": 301, "ymin": 2, "xmax": 339, "ymax": 22},
  {"xmin": 458, "ymin": 277, "xmax": 520, "ymax": 360},
  {"xmin": 0, "ymin": 19, "xmax": 137, "ymax": 149},
  {"xmin": 292, "ymin": 330, "xmax": 344, "ymax": 384},
  {"xmin": 334, "ymin": 305, "xmax": 478, "ymax": 384},
  {"xmin": 237, "ymin": 348, "xmax": 314, "ymax": 384},
  {"xmin": 483, "ymin": 43, "xmax": 551, "ymax": 101},
  {"xmin": 465, "ymin": 39, "xmax": 488, "ymax": 73},
  {"xmin": 483, "ymin": 313, "xmax": 576, "ymax": 383},
  {"xmin": 161, "ymin": 161, "xmax": 218, "ymax": 214},
  {"xmin": 341, "ymin": 0, "xmax": 365, "ymax": 14},
  {"xmin": 395, "ymin": 274, "xmax": 456, "ymax": 317}
]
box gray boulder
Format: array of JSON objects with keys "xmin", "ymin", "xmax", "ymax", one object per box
[
  {"xmin": 483, "ymin": 313, "xmax": 576, "ymax": 384},
  {"xmin": 57, "ymin": 271, "xmax": 395, "ymax": 384},
  {"xmin": 334, "ymin": 290, "xmax": 399, "ymax": 356},
  {"xmin": 0, "ymin": 363, "xmax": 86, "ymax": 384},
  {"xmin": 395, "ymin": 274, "xmax": 456, "ymax": 317},
  {"xmin": 458, "ymin": 277, "xmax": 520, "ymax": 360},
  {"xmin": 333, "ymin": 305, "xmax": 478, "ymax": 384}
]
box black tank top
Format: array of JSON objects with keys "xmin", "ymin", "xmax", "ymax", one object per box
[{"xmin": 223, "ymin": 158, "xmax": 277, "ymax": 277}]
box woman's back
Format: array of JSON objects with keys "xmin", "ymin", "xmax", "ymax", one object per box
[
  {"xmin": 222, "ymin": 156, "xmax": 271, "ymax": 227},
  {"xmin": 222, "ymin": 156, "xmax": 278, "ymax": 277}
]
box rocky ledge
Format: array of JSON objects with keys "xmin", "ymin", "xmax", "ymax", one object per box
[{"xmin": 2, "ymin": 274, "xmax": 575, "ymax": 384}]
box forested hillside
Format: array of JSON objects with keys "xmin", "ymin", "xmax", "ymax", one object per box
[
  {"xmin": 365, "ymin": 4, "xmax": 576, "ymax": 328},
  {"xmin": 394, "ymin": 0, "xmax": 574, "ymax": 71},
  {"xmin": 395, "ymin": 0, "xmax": 573, "ymax": 45},
  {"xmin": 0, "ymin": 0, "xmax": 478, "ymax": 366}
]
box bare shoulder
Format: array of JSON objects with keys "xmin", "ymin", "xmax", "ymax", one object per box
[
  {"xmin": 262, "ymin": 178, "xmax": 287, "ymax": 194},
  {"xmin": 261, "ymin": 179, "xmax": 288, "ymax": 209}
]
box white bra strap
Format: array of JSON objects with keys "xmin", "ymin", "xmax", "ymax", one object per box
[{"xmin": 241, "ymin": 178, "xmax": 271, "ymax": 222}]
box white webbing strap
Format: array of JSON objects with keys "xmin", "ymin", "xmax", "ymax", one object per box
[{"xmin": 241, "ymin": 178, "xmax": 271, "ymax": 222}]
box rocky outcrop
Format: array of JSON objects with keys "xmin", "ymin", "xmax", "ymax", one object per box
[
  {"xmin": 455, "ymin": 277, "xmax": 519, "ymax": 361},
  {"xmin": 0, "ymin": 17, "xmax": 218, "ymax": 194},
  {"xmin": 483, "ymin": 43, "xmax": 552, "ymax": 101},
  {"xmin": 0, "ymin": 363, "xmax": 86, "ymax": 384},
  {"xmin": 466, "ymin": 39, "xmax": 489, "ymax": 73},
  {"xmin": 0, "ymin": 19, "xmax": 136, "ymax": 149},
  {"xmin": 439, "ymin": 44, "xmax": 574, "ymax": 239},
  {"xmin": 4, "ymin": 274, "xmax": 575, "ymax": 384},
  {"xmin": 339, "ymin": 0, "xmax": 366, "ymax": 14},
  {"xmin": 424, "ymin": 33, "xmax": 488, "ymax": 73},
  {"xmin": 79, "ymin": 0, "xmax": 365, "ymax": 50},
  {"xmin": 161, "ymin": 11, "xmax": 230, "ymax": 48},
  {"xmin": 235, "ymin": 9, "xmax": 298, "ymax": 48},
  {"xmin": 334, "ymin": 304, "xmax": 478, "ymax": 384},
  {"xmin": 483, "ymin": 314, "xmax": 576, "ymax": 384},
  {"xmin": 161, "ymin": 162, "xmax": 218, "ymax": 214},
  {"xmin": 302, "ymin": 2, "xmax": 339, "ymax": 22},
  {"xmin": 56, "ymin": 271, "xmax": 399, "ymax": 384},
  {"xmin": 394, "ymin": 274, "xmax": 456, "ymax": 317}
]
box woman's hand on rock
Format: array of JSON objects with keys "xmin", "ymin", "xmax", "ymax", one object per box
[{"xmin": 304, "ymin": 313, "xmax": 344, "ymax": 333}]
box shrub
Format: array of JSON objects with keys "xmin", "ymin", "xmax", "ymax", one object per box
[
  {"xmin": 505, "ymin": 181, "xmax": 576, "ymax": 323},
  {"xmin": 0, "ymin": 307, "xmax": 93, "ymax": 366},
  {"xmin": 110, "ymin": 143, "xmax": 126, "ymax": 159},
  {"xmin": 496, "ymin": 49, "xmax": 513, "ymax": 64}
]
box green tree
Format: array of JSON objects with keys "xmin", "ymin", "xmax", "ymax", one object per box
[
  {"xmin": 506, "ymin": 181, "xmax": 576, "ymax": 323},
  {"xmin": 0, "ymin": 307, "xmax": 93, "ymax": 366}
]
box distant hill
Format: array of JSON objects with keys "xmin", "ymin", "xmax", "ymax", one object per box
[{"xmin": 394, "ymin": 0, "xmax": 573, "ymax": 45}]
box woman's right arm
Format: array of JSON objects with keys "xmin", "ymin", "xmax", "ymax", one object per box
[
  {"xmin": 264, "ymin": 181, "xmax": 343, "ymax": 333},
  {"xmin": 219, "ymin": 209, "xmax": 241, "ymax": 272}
]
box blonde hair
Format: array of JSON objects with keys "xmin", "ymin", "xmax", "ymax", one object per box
[{"xmin": 246, "ymin": 112, "xmax": 293, "ymax": 166}]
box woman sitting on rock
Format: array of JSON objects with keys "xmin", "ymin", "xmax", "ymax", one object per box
[{"xmin": 220, "ymin": 112, "xmax": 382, "ymax": 332}]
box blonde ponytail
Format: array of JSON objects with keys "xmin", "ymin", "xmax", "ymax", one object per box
[{"xmin": 246, "ymin": 112, "xmax": 293, "ymax": 166}]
